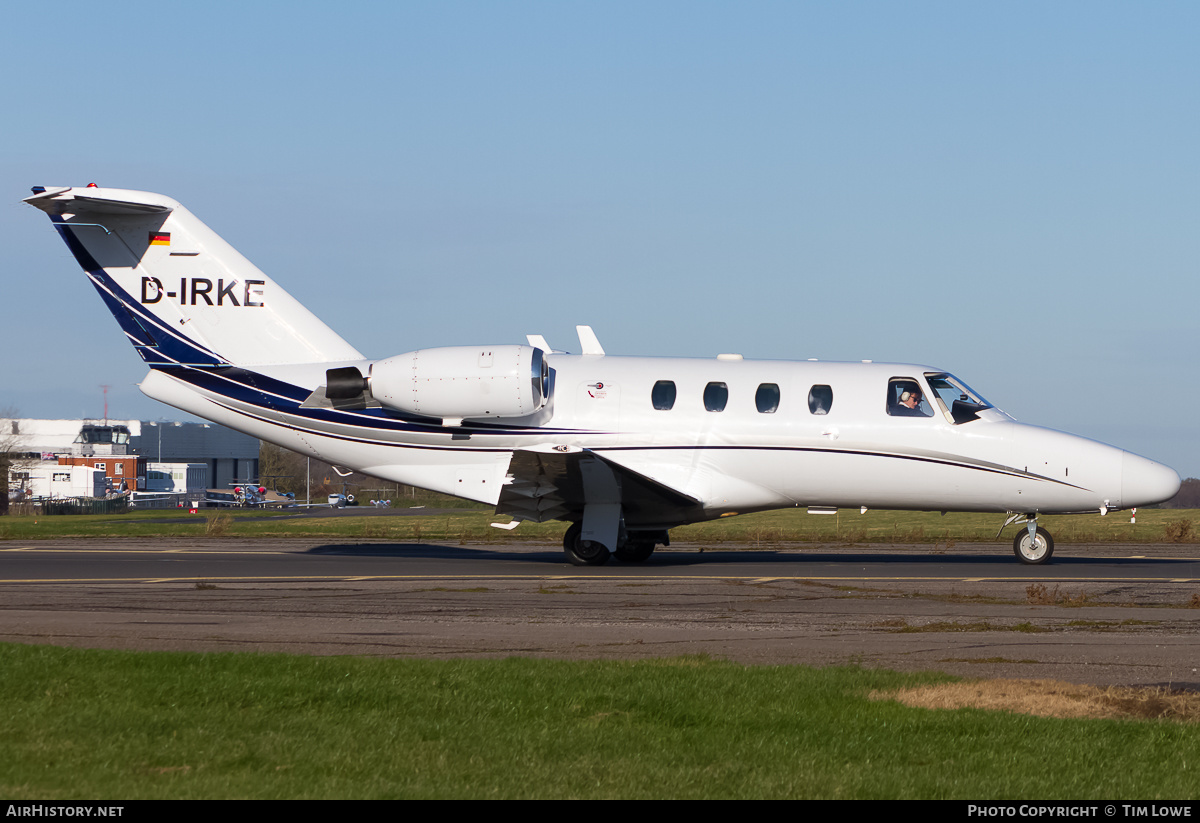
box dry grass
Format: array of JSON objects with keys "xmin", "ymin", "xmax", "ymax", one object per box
[
  {"xmin": 1163, "ymin": 518, "xmax": 1195, "ymax": 543},
  {"xmin": 359, "ymin": 521, "xmax": 391, "ymax": 539},
  {"xmin": 204, "ymin": 512, "xmax": 232, "ymax": 536},
  {"xmin": 885, "ymin": 620, "xmax": 1048, "ymax": 633},
  {"xmin": 1026, "ymin": 583, "xmax": 1090, "ymax": 606},
  {"xmin": 874, "ymin": 679, "xmax": 1200, "ymax": 722}
]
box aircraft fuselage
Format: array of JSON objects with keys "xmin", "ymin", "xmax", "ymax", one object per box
[{"xmin": 141, "ymin": 352, "xmax": 1175, "ymax": 527}]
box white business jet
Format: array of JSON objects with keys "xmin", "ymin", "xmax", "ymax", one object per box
[{"xmin": 25, "ymin": 186, "xmax": 1181, "ymax": 566}]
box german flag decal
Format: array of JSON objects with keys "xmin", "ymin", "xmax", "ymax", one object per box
[{"xmin": 149, "ymin": 231, "xmax": 171, "ymax": 246}]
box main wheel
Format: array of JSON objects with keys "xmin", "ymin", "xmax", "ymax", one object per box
[
  {"xmin": 614, "ymin": 541, "xmax": 654, "ymax": 563},
  {"xmin": 1013, "ymin": 526, "xmax": 1054, "ymax": 565},
  {"xmin": 563, "ymin": 522, "xmax": 611, "ymax": 566}
]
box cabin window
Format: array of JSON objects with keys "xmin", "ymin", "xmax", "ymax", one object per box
[
  {"xmin": 887, "ymin": 377, "xmax": 933, "ymax": 417},
  {"xmin": 755, "ymin": 383, "xmax": 780, "ymax": 413},
  {"xmin": 808, "ymin": 385, "xmax": 833, "ymax": 415},
  {"xmin": 704, "ymin": 382, "xmax": 729, "ymax": 412},
  {"xmin": 651, "ymin": 380, "xmax": 676, "ymax": 410}
]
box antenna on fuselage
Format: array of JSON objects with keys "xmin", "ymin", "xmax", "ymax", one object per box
[
  {"xmin": 576, "ymin": 325, "xmax": 605, "ymax": 356},
  {"xmin": 526, "ymin": 334, "xmax": 552, "ymax": 351}
]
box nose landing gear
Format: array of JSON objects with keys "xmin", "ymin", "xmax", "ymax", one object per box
[
  {"xmin": 1001, "ymin": 514, "xmax": 1055, "ymax": 564},
  {"xmin": 1013, "ymin": 521, "xmax": 1054, "ymax": 564}
]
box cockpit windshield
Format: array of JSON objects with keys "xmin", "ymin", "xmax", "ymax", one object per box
[{"xmin": 924, "ymin": 372, "xmax": 993, "ymax": 424}]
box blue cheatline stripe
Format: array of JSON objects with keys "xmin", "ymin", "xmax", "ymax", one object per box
[
  {"xmin": 49, "ymin": 216, "xmax": 102, "ymax": 271},
  {"xmin": 86, "ymin": 270, "xmax": 223, "ymax": 366},
  {"xmin": 154, "ymin": 364, "xmax": 603, "ymax": 438},
  {"xmin": 85, "ymin": 272, "xmax": 223, "ymax": 366},
  {"xmin": 48, "ymin": 216, "xmax": 225, "ymax": 366}
]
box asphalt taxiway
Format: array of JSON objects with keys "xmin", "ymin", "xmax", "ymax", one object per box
[{"xmin": 2, "ymin": 537, "xmax": 1198, "ymax": 688}]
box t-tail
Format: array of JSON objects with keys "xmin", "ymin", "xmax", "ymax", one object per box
[{"xmin": 25, "ymin": 186, "xmax": 362, "ymax": 368}]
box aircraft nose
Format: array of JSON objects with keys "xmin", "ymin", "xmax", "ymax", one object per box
[{"xmin": 1122, "ymin": 452, "xmax": 1181, "ymax": 507}]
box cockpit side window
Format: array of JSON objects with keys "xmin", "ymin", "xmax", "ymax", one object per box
[
  {"xmin": 887, "ymin": 377, "xmax": 933, "ymax": 417},
  {"xmin": 924, "ymin": 372, "xmax": 993, "ymax": 424}
]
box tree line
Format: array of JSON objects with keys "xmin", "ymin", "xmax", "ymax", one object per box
[
  {"xmin": 257, "ymin": 441, "xmax": 464, "ymax": 506},
  {"xmin": 1161, "ymin": 477, "xmax": 1200, "ymax": 509}
]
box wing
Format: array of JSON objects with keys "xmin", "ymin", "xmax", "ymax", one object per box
[{"xmin": 496, "ymin": 445, "xmax": 703, "ymax": 528}]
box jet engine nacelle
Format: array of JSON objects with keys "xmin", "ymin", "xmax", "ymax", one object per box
[{"xmin": 367, "ymin": 345, "xmax": 548, "ymax": 421}]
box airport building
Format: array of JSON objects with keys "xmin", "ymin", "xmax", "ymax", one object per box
[
  {"xmin": 5, "ymin": 418, "xmax": 259, "ymax": 497},
  {"xmin": 12, "ymin": 464, "xmax": 108, "ymax": 500}
]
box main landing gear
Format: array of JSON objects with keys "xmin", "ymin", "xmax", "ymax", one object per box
[
  {"xmin": 614, "ymin": 540, "xmax": 655, "ymax": 563},
  {"xmin": 562, "ymin": 523, "xmax": 666, "ymax": 566},
  {"xmin": 1008, "ymin": 515, "xmax": 1055, "ymax": 565},
  {"xmin": 563, "ymin": 522, "xmax": 611, "ymax": 566}
]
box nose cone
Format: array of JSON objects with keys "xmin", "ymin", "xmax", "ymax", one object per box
[{"xmin": 1122, "ymin": 452, "xmax": 1181, "ymax": 507}]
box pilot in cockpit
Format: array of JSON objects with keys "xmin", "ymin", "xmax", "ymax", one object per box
[{"xmin": 891, "ymin": 384, "xmax": 932, "ymax": 417}]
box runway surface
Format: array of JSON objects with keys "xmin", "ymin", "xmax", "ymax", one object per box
[{"xmin": 2, "ymin": 537, "xmax": 1198, "ymax": 689}]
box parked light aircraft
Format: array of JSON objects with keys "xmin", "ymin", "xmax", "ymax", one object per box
[{"xmin": 25, "ymin": 186, "xmax": 1182, "ymax": 565}]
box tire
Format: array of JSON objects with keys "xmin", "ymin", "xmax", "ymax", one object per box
[
  {"xmin": 614, "ymin": 541, "xmax": 654, "ymax": 563},
  {"xmin": 1013, "ymin": 526, "xmax": 1054, "ymax": 565},
  {"xmin": 563, "ymin": 522, "xmax": 611, "ymax": 566}
]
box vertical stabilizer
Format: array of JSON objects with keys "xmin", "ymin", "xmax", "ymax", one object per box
[{"xmin": 25, "ymin": 186, "xmax": 362, "ymax": 367}]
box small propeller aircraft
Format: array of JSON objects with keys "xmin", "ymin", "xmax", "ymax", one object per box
[{"xmin": 25, "ymin": 186, "xmax": 1181, "ymax": 565}]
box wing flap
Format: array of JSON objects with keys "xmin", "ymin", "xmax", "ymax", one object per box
[{"xmin": 496, "ymin": 446, "xmax": 703, "ymax": 527}]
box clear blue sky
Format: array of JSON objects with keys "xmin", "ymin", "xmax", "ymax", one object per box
[{"xmin": 2, "ymin": 2, "xmax": 1197, "ymax": 476}]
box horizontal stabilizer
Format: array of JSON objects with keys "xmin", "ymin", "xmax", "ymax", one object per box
[{"xmin": 25, "ymin": 187, "xmax": 175, "ymax": 216}]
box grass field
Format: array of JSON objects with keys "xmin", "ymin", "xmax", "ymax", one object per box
[
  {"xmin": 0, "ymin": 505, "xmax": 1196, "ymax": 546},
  {"xmin": 2, "ymin": 643, "xmax": 1197, "ymax": 800}
]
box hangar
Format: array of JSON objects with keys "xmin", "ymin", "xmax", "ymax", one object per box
[{"xmin": 4, "ymin": 417, "xmax": 259, "ymax": 498}]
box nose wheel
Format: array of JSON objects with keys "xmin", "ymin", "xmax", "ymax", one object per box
[{"xmin": 1013, "ymin": 525, "xmax": 1054, "ymax": 564}]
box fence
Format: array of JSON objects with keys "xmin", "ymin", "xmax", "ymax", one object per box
[{"xmin": 37, "ymin": 496, "xmax": 132, "ymax": 515}]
